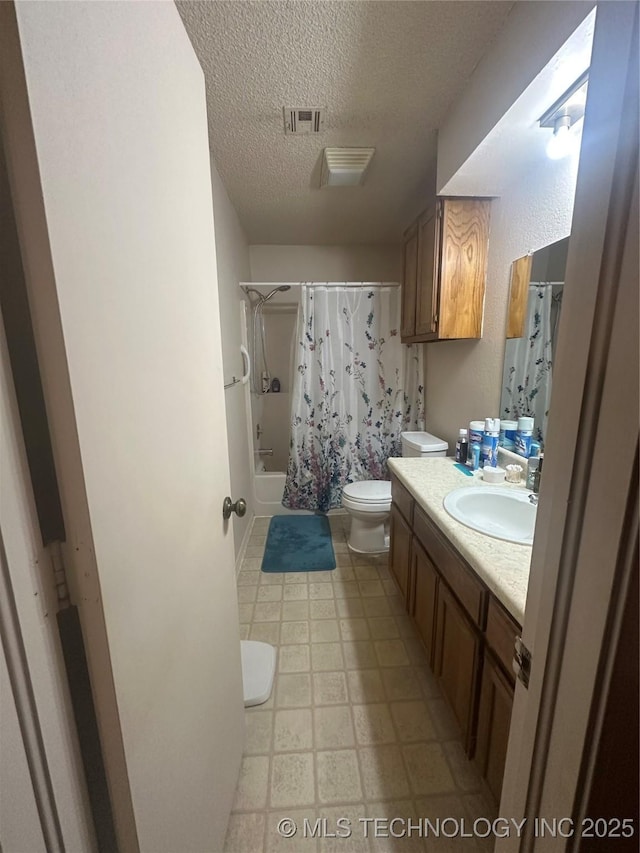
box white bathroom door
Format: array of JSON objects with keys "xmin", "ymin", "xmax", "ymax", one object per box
[{"xmin": 1, "ymin": 3, "xmax": 244, "ymax": 852}]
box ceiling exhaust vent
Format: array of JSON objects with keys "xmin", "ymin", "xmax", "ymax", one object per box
[
  {"xmin": 320, "ymin": 147, "xmax": 375, "ymax": 188},
  {"xmin": 284, "ymin": 107, "xmax": 326, "ymax": 135}
]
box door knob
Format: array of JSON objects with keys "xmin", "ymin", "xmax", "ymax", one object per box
[{"xmin": 223, "ymin": 497, "xmax": 247, "ymax": 520}]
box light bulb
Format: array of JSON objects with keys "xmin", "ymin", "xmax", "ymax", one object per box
[{"xmin": 546, "ymin": 116, "xmax": 573, "ymax": 160}]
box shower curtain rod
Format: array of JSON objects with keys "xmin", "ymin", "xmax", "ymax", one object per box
[
  {"xmin": 529, "ymin": 281, "xmax": 565, "ymax": 287},
  {"xmin": 240, "ymin": 281, "xmax": 401, "ymax": 288}
]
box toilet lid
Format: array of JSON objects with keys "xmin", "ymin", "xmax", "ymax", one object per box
[{"xmin": 342, "ymin": 480, "xmax": 392, "ymax": 503}]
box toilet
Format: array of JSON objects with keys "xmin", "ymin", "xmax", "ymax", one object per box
[{"xmin": 341, "ymin": 431, "xmax": 448, "ymax": 554}]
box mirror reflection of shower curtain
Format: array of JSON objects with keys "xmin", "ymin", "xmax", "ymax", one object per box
[
  {"xmin": 501, "ymin": 283, "xmax": 554, "ymax": 446},
  {"xmin": 283, "ymin": 283, "xmax": 425, "ymax": 512}
]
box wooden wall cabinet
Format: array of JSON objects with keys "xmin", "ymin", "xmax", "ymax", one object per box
[
  {"xmin": 401, "ymin": 198, "xmax": 491, "ymax": 343},
  {"xmin": 389, "ymin": 475, "xmax": 521, "ymax": 805},
  {"xmin": 506, "ymin": 254, "xmax": 533, "ymax": 338}
]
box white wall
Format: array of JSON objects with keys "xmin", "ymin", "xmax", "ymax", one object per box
[
  {"xmin": 211, "ymin": 162, "xmax": 253, "ymax": 558},
  {"xmin": 249, "ymin": 244, "xmax": 402, "ymax": 282},
  {"xmin": 425, "ymin": 151, "xmax": 579, "ymax": 452}
]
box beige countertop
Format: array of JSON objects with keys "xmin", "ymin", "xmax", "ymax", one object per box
[{"xmin": 387, "ymin": 457, "xmax": 531, "ymax": 625}]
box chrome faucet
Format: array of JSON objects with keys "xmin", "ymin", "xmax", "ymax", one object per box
[{"xmin": 528, "ymin": 493, "xmax": 539, "ymax": 506}]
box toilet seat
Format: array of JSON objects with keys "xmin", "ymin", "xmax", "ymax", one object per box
[{"xmin": 342, "ymin": 480, "xmax": 392, "ymax": 505}]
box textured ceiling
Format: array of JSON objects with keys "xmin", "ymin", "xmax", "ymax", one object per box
[{"xmin": 177, "ymin": 1, "xmax": 514, "ymax": 245}]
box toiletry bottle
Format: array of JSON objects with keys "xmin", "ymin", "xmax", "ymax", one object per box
[
  {"xmin": 515, "ymin": 416, "xmax": 534, "ymax": 457},
  {"xmin": 455, "ymin": 428, "xmax": 469, "ymax": 464},
  {"xmin": 468, "ymin": 420, "xmax": 485, "ymax": 467},
  {"xmin": 500, "ymin": 420, "xmax": 518, "ymax": 451},
  {"xmin": 481, "ymin": 418, "xmax": 500, "ymax": 468},
  {"xmin": 529, "ymin": 440, "xmax": 541, "ymax": 459},
  {"xmin": 526, "ymin": 456, "xmax": 540, "ymax": 490},
  {"xmin": 532, "ymin": 453, "xmax": 544, "ymax": 494},
  {"xmin": 470, "ymin": 443, "xmax": 481, "ymax": 471}
]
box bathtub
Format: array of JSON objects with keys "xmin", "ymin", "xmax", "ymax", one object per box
[{"xmin": 253, "ymin": 470, "xmax": 309, "ymax": 517}]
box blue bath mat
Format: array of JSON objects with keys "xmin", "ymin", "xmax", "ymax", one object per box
[{"xmin": 261, "ymin": 515, "xmax": 336, "ymax": 573}]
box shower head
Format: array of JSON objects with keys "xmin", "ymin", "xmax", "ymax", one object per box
[{"xmin": 263, "ymin": 285, "xmax": 291, "ymax": 302}]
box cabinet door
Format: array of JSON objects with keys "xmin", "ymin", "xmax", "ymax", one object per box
[
  {"xmin": 412, "ymin": 539, "xmax": 439, "ymax": 667},
  {"xmin": 434, "ymin": 582, "xmax": 482, "ymax": 754},
  {"xmin": 401, "ymin": 222, "xmax": 419, "ymax": 339},
  {"xmin": 475, "ymin": 652, "xmax": 514, "ymax": 804},
  {"xmin": 438, "ymin": 198, "xmax": 491, "ymax": 340},
  {"xmin": 414, "ymin": 204, "xmax": 441, "ymax": 338},
  {"xmin": 389, "ymin": 504, "xmax": 412, "ymax": 606}
]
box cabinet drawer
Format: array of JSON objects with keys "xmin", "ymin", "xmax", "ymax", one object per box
[
  {"xmin": 413, "ymin": 505, "xmax": 487, "ymax": 628},
  {"xmin": 486, "ymin": 597, "xmax": 521, "ymax": 683},
  {"xmin": 391, "ymin": 477, "xmax": 414, "ymax": 526}
]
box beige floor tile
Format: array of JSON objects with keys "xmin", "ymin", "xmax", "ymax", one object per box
[
  {"xmin": 264, "ymin": 809, "xmax": 319, "ymax": 853},
  {"xmin": 362, "ymin": 597, "xmax": 391, "ymax": 618},
  {"xmin": 313, "ymin": 671, "xmax": 349, "ymax": 706},
  {"xmin": 347, "ymin": 669, "xmax": 386, "ymax": 705},
  {"xmin": 339, "ymin": 618, "xmax": 370, "ymax": 641},
  {"xmin": 403, "ymin": 636, "xmax": 428, "ymax": 665},
  {"xmin": 261, "ymin": 572, "xmax": 286, "ymax": 585},
  {"xmin": 312, "ymin": 570, "xmax": 336, "ymax": 583},
  {"xmin": 245, "ymin": 710, "xmax": 273, "ymax": 754},
  {"xmin": 311, "ymin": 642, "xmax": 344, "ymax": 671},
  {"xmin": 252, "ymin": 518, "xmax": 271, "ymax": 533},
  {"xmin": 335, "ymin": 555, "xmax": 354, "ymax": 568},
  {"xmin": 310, "ymin": 599, "xmax": 338, "ymax": 619},
  {"xmin": 282, "ymin": 601, "xmax": 310, "ymax": 621},
  {"xmin": 317, "ymin": 749, "xmax": 363, "ymax": 804},
  {"xmin": 334, "ymin": 567, "xmax": 356, "ymax": 583},
  {"xmin": 281, "ymin": 621, "xmax": 310, "ymax": 644},
  {"xmin": 254, "ymin": 601, "xmax": 283, "ymax": 622},
  {"xmin": 382, "ymin": 579, "xmax": 399, "ymax": 597},
  {"xmin": 359, "ymin": 580, "xmax": 385, "ymax": 597},
  {"xmin": 413, "ymin": 666, "xmax": 441, "ymax": 700},
  {"xmin": 284, "ymin": 572, "xmax": 310, "ymax": 584},
  {"xmin": 318, "ymin": 804, "xmax": 368, "ymax": 853},
  {"xmin": 417, "ymin": 794, "xmax": 481, "ymax": 852},
  {"xmin": 243, "ymin": 557, "xmax": 264, "ymax": 571},
  {"xmin": 342, "ymin": 641, "xmax": 379, "ymax": 670},
  {"xmin": 332, "ymin": 541, "xmax": 351, "ymax": 554},
  {"xmin": 258, "ymin": 585, "xmax": 283, "ymax": 602},
  {"xmin": 427, "ymin": 699, "xmax": 461, "ymax": 742},
  {"xmin": 393, "ymin": 612, "xmax": 419, "ymax": 639},
  {"xmin": 337, "ymin": 597, "xmax": 364, "ymax": 618},
  {"xmin": 359, "ymin": 745, "xmax": 410, "ymax": 800},
  {"xmin": 352, "ymin": 703, "xmax": 396, "ymax": 745},
  {"xmin": 442, "ymin": 741, "xmax": 483, "ymax": 792},
  {"xmin": 238, "ymin": 570, "xmax": 261, "ymax": 586},
  {"xmin": 374, "ymin": 639, "xmax": 410, "ymax": 668},
  {"xmin": 238, "ymin": 624, "xmax": 250, "ymax": 640},
  {"xmin": 233, "ymin": 755, "xmax": 269, "ymax": 811},
  {"xmin": 390, "ymin": 701, "xmax": 435, "ymax": 743},
  {"xmin": 224, "ymin": 812, "xmax": 266, "ymax": 853},
  {"xmin": 353, "ymin": 565, "xmax": 379, "ymax": 581},
  {"xmin": 250, "ymin": 535, "xmax": 267, "ymax": 546},
  {"xmin": 283, "ymin": 583, "xmax": 309, "ymax": 601},
  {"xmin": 463, "ymin": 789, "xmax": 497, "ymax": 822},
  {"xmin": 310, "ymin": 619, "xmax": 340, "ymax": 643},
  {"xmin": 382, "ymin": 668, "xmax": 423, "ymax": 702},
  {"xmin": 368, "ymin": 616, "xmax": 400, "ymax": 640},
  {"xmin": 403, "ymin": 743, "xmax": 456, "ymax": 796},
  {"xmin": 310, "ymin": 582, "xmax": 335, "ymax": 600},
  {"xmin": 245, "ymin": 545, "xmax": 265, "ymax": 559},
  {"xmin": 237, "ymin": 585, "xmax": 258, "ymax": 603},
  {"xmin": 237, "ymin": 603, "xmax": 255, "ymax": 623},
  {"xmin": 250, "ymin": 623, "xmax": 281, "ymax": 645},
  {"xmin": 366, "ymin": 799, "xmax": 423, "ymax": 853},
  {"xmin": 333, "ymin": 581, "xmax": 361, "ymax": 599},
  {"xmin": 274, "ymin": 708, "xmax": 313, "ymax": 752},
  {"xmin": 314, "ymin": 705, "xmax": 355, "ymax": 749},
  {"xmin": 279, "ymin": 644, "xmax": 311, "ymax": 673},
  {"xmin": 377, "ymin": 566, "xmax": 392, "ymax": 581},
  {"xmin": 270, "ymin": 752, "xmax": 315, "ymax": 808},
  {"xmin": 276, "ymin": 673, "xmax": 312, "ymax": 708}
]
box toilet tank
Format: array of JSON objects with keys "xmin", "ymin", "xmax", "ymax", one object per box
[{"xmin": 401, "ymin": 431, "xmax": 448, "ymax": 458}]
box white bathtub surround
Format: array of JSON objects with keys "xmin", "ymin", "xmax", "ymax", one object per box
[{"xmin": 388, "ymin": 457, "xmax": 531, "ymax": 623}]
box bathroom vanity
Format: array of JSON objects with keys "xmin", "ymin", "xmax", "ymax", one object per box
[{"xmin": 387, "ymin": 457, "xmax": 531, "ymax": 804}]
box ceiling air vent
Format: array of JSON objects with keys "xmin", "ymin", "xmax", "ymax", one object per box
[
  {"xmin": 284, "ymin": 107, "xmax": 326, "ymax": 135},
  {"xmin": 320, "ymin": 147, "xmax": 375, "ymax": 188}
]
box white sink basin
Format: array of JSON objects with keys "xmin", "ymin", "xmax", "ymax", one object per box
[{"xmin": 443, "ymin": 486, "xmax": 536, "ymax": 545}]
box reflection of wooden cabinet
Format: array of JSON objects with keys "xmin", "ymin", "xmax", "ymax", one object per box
[
  {"xmin": 389, "ymin": 474, "xmax": 522, "ymax": 804},
  {"xmin": 401, "ymin": 198, "xmax": 491, "ymax": 343},
  {"xmin": 506, "ymin": 254, "xmax": 533, "ymax": 338},
  {"xmin": 389, "ymin": 504, "xmax": 412, "ymax": 604},
  {"xmin": 434, "ymin": 582, "xmax": 482, "ymax": 754}
]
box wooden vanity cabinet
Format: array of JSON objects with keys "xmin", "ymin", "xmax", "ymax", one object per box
[
  {"xmin": 389, "ymin": 474, "xmax": 522, "ymax": 804},
  {"xmin": 401, "ymin": 197, "xmax": 491, "ymax": 343}
]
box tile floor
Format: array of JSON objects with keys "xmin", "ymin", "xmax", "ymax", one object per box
[{"xmin": 226, "ymin": 514, "xmax": 495, "ymax": 853}]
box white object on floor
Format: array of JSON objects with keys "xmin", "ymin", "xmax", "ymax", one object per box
[{"xmin": 241, "ymin": 640, "xmax": 276, "ymax": 707}]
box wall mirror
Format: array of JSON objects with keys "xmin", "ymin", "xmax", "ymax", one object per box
[{"xmin": 500, "ymin": 236, "xmax": 569, "ymax": 448}]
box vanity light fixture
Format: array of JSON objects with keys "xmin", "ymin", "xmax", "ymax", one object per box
[{"xmin": 539, "ymin": 70, "xmax": 589, "ymax": 160}]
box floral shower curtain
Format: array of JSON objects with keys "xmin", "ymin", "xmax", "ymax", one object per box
[
  {"xmin": 282, "ymin": 284, "xmax": 424, "ymax": 511},
  {"xmin": 501, "ymin": 283, "xmax": 554, "ymax": 445}
]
